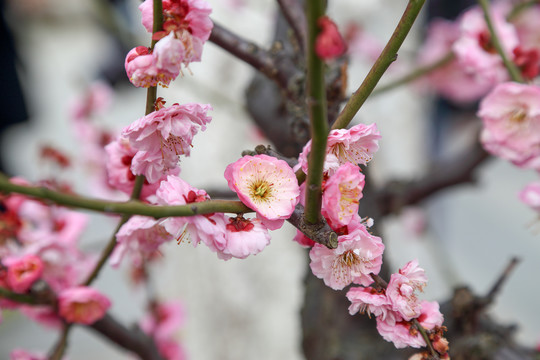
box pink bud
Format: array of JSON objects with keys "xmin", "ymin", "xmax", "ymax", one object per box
[
  {"xmin": 315, "ymin": 16, "xmax": 347, "ymax": 61},
  {"xmin": 6, "ymin": 255, "xmax": 44, "ymax": 293}
]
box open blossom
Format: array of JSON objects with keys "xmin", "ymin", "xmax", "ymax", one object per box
[
  {"xmin": 386, "ymin": 260, "xmax": 428, "ymax": 321},
  {"xmin": 316, "ymin": 16, "xmax": 347, "ymax": 60},
  {"xmin": 122, "ymin": 103, "xmax": 212, "ymax": 183},
  {"xmin": 322, "ymin": 163, "xmax": 365, "ymax": 227},
  {"xmin": 346, "ymin": 286, "xmax": 390, "ymax": 319},
  {"xmin": 4, "ymin": 254, "xmax": 43, "ymax": 293},
  {"xmin": 225, "ymin": 154, "xmax": 300, "ymax": 229},
  {"xmin": 156, "ymin": 175, "xmax": 228, "ymax": 257},
  {"xmin": 105, "ymin": 136, "xmax": 179, "ymax": 199},
  {"xmin": 478, "ymin": 82, "xmax": 540, "ymax": 168},
  {"xmin": 453, "ymin": 6, "xmax": 518, "ymax": 84},
  {"xmin": 298, "ymin": 123, "xmax": 380, "ymax": 175},
  {"xmin": 223, "ymin": 216, "xmax": 271, "ymax": 259},
  {"xmin": 58, "ymin": 286, "xmax": 111, "ymax": 324},
  {"xmin": 376, "ymin": 301, "xmax": 444, "ymax": 349},
  {"xmin": 309, "ymin": 225, "xmax": 384, "ymax": 290},
  {"xmin": 140, "ymin": 0, "xmax": 212, "ymax": 65},
  {"xmin": 111, "ymin": 216, "xmax": 173, "ymax": 268}
]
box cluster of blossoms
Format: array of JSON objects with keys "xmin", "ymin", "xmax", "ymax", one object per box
[
  {"xmin": 126, "ymin": 0, "xmax": 213, "ymax": 88},
  {"xmin": 0, "ymin": 182, "xmax": 111, "ymax": 357},
  {"xmin": 418, "ymin": 2, "xmax": 540, "ymax": 104}
]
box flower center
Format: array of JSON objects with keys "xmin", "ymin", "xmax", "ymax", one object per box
[
  {"xmin": 510, "ymin": 108, "xmax": 527, "ymax": 124},
  {"xmin": 250, "ymin": 180, "xmax": 273, "ymax": 202}
]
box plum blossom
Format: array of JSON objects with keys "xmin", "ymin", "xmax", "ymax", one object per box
[
  {"xmin": 58, "ymin": 286, "xmax": 111, "ymax": 324},
  {"xmin": 316, "ymin": 16, "xmax": 347, "ymax": 60},
  {"xmin": 111, "ymin": 216, "xmax": 173, "ymax": 268},
  {"xmin": 4, "ymin": 254, "xmax": 43, "ymax": 293},
  {"xmin": 417, "ymin": 18, "xmax": 494, "ymax": 104},
  {"xmin": 140, "ymin": 300, "xmax": 186, "ymax": 342},
  {"xmin": 386, "ymin": 260, "xmax": 428, "ymax": 321},
  {"xmin": 453, "ymin": 6, "xmax": 518, "ymax": 84},
  {"xmin": 223, "ymin": 216, "xmax": 271, "ymax": 259},
  {"xmin": 225, "ymin": 154, "xmax": 300, "ymax": 229},
  {"xmin": 519, "ymin": 182, "xmax": 540, "ymax": 212},
  {"xmin": 309, "ymin": 225, "xmax": 384, "ymax": 290},
  {"xmin": 346, "ymin": 286, "xmax": 390, "ymax": 319},
  {"xmin": 478, "ymin": 82, "xmax": 540, "ymax": 168},
  {"xmin": 10, "ymin": 349, "xmax": 49, "ymax": 360},
  {"xmin": 156, "ymin": 175, "xmax": 228, "ymax": 258},
  {"xmin": 298, "ymin": 123, "xmax": 380, "ymax": 175},
  {"xmin": 125, "ymin": 46, "xmax": 165, "ymax": 88},
  {"xmin": 322, "ymin": 163, "xmax": 365, "ymax": 227},
  {"xmin": 376, "ymin": 300, "xmax": 444, "ymax": 349},
  {"xmin": 139, "ymin": 0, "xmax": 213, "ymax": 66},
  {"xmin": 122, "ymin": 103, "xmax": 212, "ymax": 183},
  {"xmin": 105, "ymin": 136, "xmax": 178, "ymax": 199}
]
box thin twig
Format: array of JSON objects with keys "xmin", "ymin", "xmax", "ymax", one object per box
[
  {"xmin": 276, "ymin": 0, "xmax": 307, "ymax": 52},
  {"xmin": 480, "ymin": 257, "xmax": 520, "ymax": 307},
  {"xmin": 331, "ymin": 0, "xmax": 426, "ymax": 130},
  {"xmin": 478, "ymin": 0, "xmax": 524, "ymax": 83},
  {"xmin": 48, "ymin": 324, "xmax": 73, "ymax": 360},
  {"xmin": 372, "ymin": 52, "xmax": 455, "ymax": 96}
]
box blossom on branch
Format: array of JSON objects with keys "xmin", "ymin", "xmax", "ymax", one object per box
[
  {"xmin": 223, "ymin": 216, "xmax": 271, "ymax": 259},
  {"xmin": 309, "ymin": 225, "xmax": 384, "ymax": 290},
  {"xmin": 478, "ymin": 82, "xmax": 540, "ymax": 168},
  {"xmin": 225, "ymin": 154, "xmax": 300, "ymax": 230},
  {"xmin": 316, "ymin": 16, "xmax": 347, "ymax": 61},
  {"xmin": 4, "ymin": 254, "xmax": 43, "ymax": 293},
  {"xmin": 122, "ymin": 103, "xmax": 212, "ymax": 183},
  {"xmin": 298, "ymin": 123, "xmax": 380, "ymax": 176},
  {"xmin": 58, "ymin": 286, "xmax": 111, "ymax": 325}
]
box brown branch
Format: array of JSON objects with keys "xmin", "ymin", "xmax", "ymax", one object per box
[
  {"xmin": 89, "ymin": 314, "xmax": 164, "ymax": 360},
  {"xmin": 479, "ymin": 257, "xmax": 520, "ymax": 308},
  {"xmin": 375, "ymin": 140, "xmax": 490, "ymax": 217},
  {"xmin": 287, "ymin": 204, "xmax": 338, "ymax": 249},
  {"xmin": 276, "ymin": 0, "xmax": 307, "ymax": 52},
  {"xmin": 209, "ymin": 21, "xmax": 293, "ymax": 91}
]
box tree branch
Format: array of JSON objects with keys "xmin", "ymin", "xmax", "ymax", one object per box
[
  {"xmin": 209, "ymin": 21, "xmax": 294, "ymax": 91},
  {"xmin": 276, "ymin": 0, "xmax": 307, "ymax": 52},
  {"xmin": 288, "ymin": 204, "xmax": 338, "ymax": 249},
  {"xmin": 331, "ymin": 0, "xmax": 426, "ymax": 131}
]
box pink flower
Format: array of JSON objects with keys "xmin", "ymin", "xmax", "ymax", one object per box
[
  {"xmin": 111, "ymin": 216, "xmax": 173, "ymax": 268},
  {"xmin": 223, "ymin": 216, "xmax": 271, "ymax": 259},
  {"xmin": 386, "ymin": 260, "xmax": 427, "ymax": 321},
  {"xmin": 140, "ymin": 300, "xmax": 186, "ymax": 342},
  {"xmin": 453, "ymin": 6, "xmax": 518, "ymax": 84},
  {"xmin": 125, "ymin": 46, "xmax": 163, "ymax": 88},
  {"xmin": 122, "ymin": 103, "xmax": 212, "ymax": 183},
  {"xmin": 153, "ymin": 32, "xmax": 186, "ymax": 76},
  {"xmin": 346, "ymin": 286, "xmax": 390, "ymax": 319},
  {"xmin": 519, "ymin": 182, "xmax": 540, "ymax": 212},
  {"xmin": 58, "ymin": 286, "xmax": 111, "ymax": 324},
  {"xmin": 417, "ymin": 18, "xmax": 494, "ymax": 104},
  {"xmin": 298, "ymin": 123, "xmax": 380, "ymax": 175},
  {"xmin": 376, "ymin": 301, "xmax": 444, "ymax": 349},
  {"xmin": 478, "ymin": 82, "xmax": 540, "ymax": 168},
  {"xmin": 5, "ymin": 254, "xmax": 43, "ymax": 293},
  {"xmin": 69, "ymin": 81, "xmax": 113, "ymax": 122},
  {"xmin": 322, "ymin": 163, "xmax": 365, "ymax": 227},
  {"xmin": 156, "ymin": 175, "xmax": 228, "ymax": 257},
  {"xmin": 139, "ymin": 0, "xmax": 212, "ymax": 66},
  {"xmin": 309, "ymin": 225, "xmax": 384, "ymax": 290},
  {"xmin": 316, "ymin": 16, "xmax": 347, "ymax": 60},
  {"xmin": 105, "ymin": 136, "xmax": 178, "ymax": 199},
  {"xmin": 224, "ymin": 154, "xmax": 300, "ymax": 229},
  {"xmin": 19, "ymin": 305, "xmax": 62, "ymax": 329}
]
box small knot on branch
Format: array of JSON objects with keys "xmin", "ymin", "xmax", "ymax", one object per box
[{"xmin": 287, "ymin": 204, "xmax": 338, "ymax": 249}]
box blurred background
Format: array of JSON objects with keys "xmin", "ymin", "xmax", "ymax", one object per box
[{"xmin": 0, "ymin": 0, "xmax": 539, "ymax": 358}]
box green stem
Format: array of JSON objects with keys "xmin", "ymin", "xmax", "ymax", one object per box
[
  {"xmin": 0, "ymin": 287, "xmax": 43, "ymax": 305},
  {"xmin": 0, "ymin": 176, "xmax": 250, "ymax": 217},
  {"xmin": 331, "ymin": 0, "xmax": 426, "ymax": 131},
  {"xmin": 478, "ymin": 0, "xmax": 524, "ymax": 83},
  {"xmin": 304, "ymin": 0, "xmax": 328, "ymax": 224},
  {"xmin": 507, "ymin": 0, "xmax": 540, "ymax": 21},
  {"xmin": 372, "ymin": 52, "xmax": 455, "ymax": 96},
  {"xmin": 412, "ymin": 319, "xmax": 440, "ymax": 358}
]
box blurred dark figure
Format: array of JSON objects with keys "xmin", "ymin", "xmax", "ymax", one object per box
[
  {"xmin": 428, "ymin": 0, "xmax": 476, "ymax": 20},
  {"xmin": 0, "ymin": 0, "xmax": 28, "ymax": 175}
]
